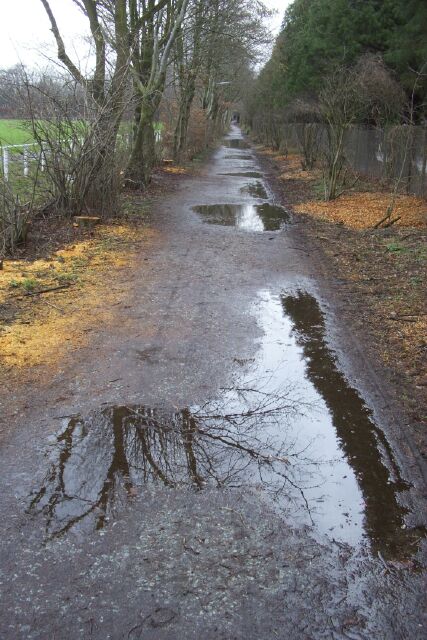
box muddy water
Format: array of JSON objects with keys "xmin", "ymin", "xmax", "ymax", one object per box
[
  {"xmin": 240, "ymin": 182, "xmax": 269, "ymax": 199},
  {"xmin": 225, "ymin": 154, "xmax": 254, "ymax": 160},
  {"xmin": 193, "ymin": 203, "xmax": 289, "ymax": 231},
  {"xmin": 29, "ymin": 289, "xmax": 420, "ymax": 557},
  {"xmin": 224, "ymin": 138, "xmax": 250, "ymax": 149},
  {"xmin": 219, "ymin": 171, "xmax": 263, "ymax": 178}
]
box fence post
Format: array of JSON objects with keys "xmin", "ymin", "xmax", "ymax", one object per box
[
  {"xmin": 421, "ymin": 124, "xmax": 427, "ymax": 198},
  {"xmin": 40, "ymin": 144, "xmax": 46, "ymax": 172},
  {"xmin": 2, "ymin": 147, "xmax": 9, "ymax": 181},
  {"xmin": 23, "ymin": 145, "xmax": 29, "ymax": 177}
]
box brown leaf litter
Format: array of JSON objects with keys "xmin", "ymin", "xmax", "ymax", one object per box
[
  {"xmin": 294, "ymin": 192, "xmax": 427, "ymax": 229},
  {"xmin": 0, "ymin": 222, "xmax": 160, "ymax": 377}
]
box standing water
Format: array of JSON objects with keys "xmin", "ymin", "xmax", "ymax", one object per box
[
  {"xmin": 26, "ymin": 126, "xmax": 423, "ymax": 560},
  {"xmin": 29, "ymin": 290, "xmax": 420, "ymax": 558}
]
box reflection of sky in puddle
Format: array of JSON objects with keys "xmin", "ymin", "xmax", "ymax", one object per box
[
  {"xmin": 193, "ymin": 203, "xmax": 289, "ymax": 231},
  {"xmin": 240, "ymin": 182, "xmax": 268, "ymax": 199},
  {"xmin": 265, "ymin": 291, "xmax": 414, "ymax": 553},
  {"xmin": 223, "ymin": 138, "xmax": 249, "ymax": 149},
  {"xmin": 247, "ymin": 291, "xmax": 364, "ymax": 541},
  {"xmin": 29, "ymin": 291, "xmax": 419, "ymax": 558}
]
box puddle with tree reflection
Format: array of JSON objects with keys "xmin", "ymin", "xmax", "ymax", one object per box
[
  {"xmin": 225, "ymin": 154, "xmax": 254, "ymax": 160},
  {"xmin": 224, "ymin": 138, "xmax": 249, "ymax": 149},
  {"xmin": 28, "ymin": 291, "xmax": 423, "ymax": 557},
  {"xmin": 240, "ymin": 182, "xmax": 268, "ymax": 199},
  {"xmin": 193, "ymin": 203, "xmax": 289, "ymax": 231}
]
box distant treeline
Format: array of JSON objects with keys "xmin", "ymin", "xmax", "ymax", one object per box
[{"xmin": 246, "ymin": 0, "xmax": 427, "ymax": 122}]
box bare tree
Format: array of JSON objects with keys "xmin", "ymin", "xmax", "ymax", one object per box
[
  {"xmin": 125, "ymin": 0, "xmax": 190, "ymax": 187},
  {"xmin": 172, "ymin": 0, "xmax": 207, "ymax": 160},
  {"xmin": 0, "ymin": 175, "xmax": 33, "ymax": 255},
  {"xmin": 373, "ymin": 61, "xmax": 427, "ymax": 227},
  {"xmin": 39, "ymin": 0, "xmax": 130, "ymax": 215},
  {"xmin": 320, "ymin": 55, "xmax": 404, "ymax": 200},
  {"xmin": 199, "ymin": 0, "xmax": 269, "ymax": 134}
]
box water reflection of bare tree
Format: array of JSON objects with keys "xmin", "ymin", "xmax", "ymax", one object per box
[
  {"xmin": 281, "ymin": 291, "xmax": 421, "ymax": 557},
  {"xmin": 28, "ymin": 386, "xmax": 319, "ymax": 539}
]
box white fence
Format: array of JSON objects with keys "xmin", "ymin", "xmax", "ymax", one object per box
[
  {"xmin": 1, "ymin": 127, "xmax": 162, "ymax": 183},
  {"xmin": 0, "ymin": 143, "xmax": 44, "ymax": 181}
]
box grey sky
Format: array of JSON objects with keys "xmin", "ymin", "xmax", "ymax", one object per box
[{"xmin": 1, "ymin": 0, "xmax": 291, "ymax": 70}]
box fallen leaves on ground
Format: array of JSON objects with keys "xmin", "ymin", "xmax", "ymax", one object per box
[
  {"xmin": 0, "ymin": 221, "xmax": 160, "ymax": 373},
  {"xmin": 278, "ymin": 153, "xmax": 321, "ymax": 181},
  {"xmin": 317, "ymin": 224, "xmax": 426, "ymax": 448},
  {"xmin": 295, "ymin": 192, "xmax": 427, "ymax": 229},
  {"xmin": 163, "ymin": 165, "xmax": 188, "ymax": 175}
]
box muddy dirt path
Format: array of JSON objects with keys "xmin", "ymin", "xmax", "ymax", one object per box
[{"xmin": 1, "ymin": 125, "xmax": 426, "ymax": 639}]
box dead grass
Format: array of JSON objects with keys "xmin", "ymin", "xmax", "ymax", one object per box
[{"xmin": 0, "ymin": 222, "xmax": 160, "ymax": 374}]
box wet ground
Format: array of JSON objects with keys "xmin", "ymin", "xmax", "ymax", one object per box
[
  {"xmin": 192, "ymin": 203, "xmax": 289, "ymax": 230},
  {"xmin": 1, "ymin": 125, "xmax": 426, "ymax": 638}
]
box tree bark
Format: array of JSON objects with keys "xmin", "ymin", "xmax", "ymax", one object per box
[
  {"xmin": 173, "ymin": 79, "xmax": 196, "ymax": 160},
  {"xmin": 126, "ymin": 98, "xmax": 158, "ymax": 188}
]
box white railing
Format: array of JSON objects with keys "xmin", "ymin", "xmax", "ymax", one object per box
[
  {"xmin": 1, "ymin": 143, "xmax": 42, "ymax": 181},
  {"xmin": 1, "ymin": 128, "xmax": 160, "ymax": 182}
]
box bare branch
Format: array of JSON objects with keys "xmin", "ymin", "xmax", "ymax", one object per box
[{"xmin": 39, "ymin": 0, "xmax": 89, "ymax": 91}]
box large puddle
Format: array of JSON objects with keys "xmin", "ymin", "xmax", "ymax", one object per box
[
  {"xmin": 224, "ymin": 138, "xmax": 249, "ymax": 149},
  {"xmin": 29, "ymin": 291, "xmax": 423, "ymax": 557},
  {"xmin": 193, "ymin": 203, "xmax": 289, "ymax": 231}
]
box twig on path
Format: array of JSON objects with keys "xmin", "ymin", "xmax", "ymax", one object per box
[
  {"xmin": 377, "ymin": 550, "xmax": 390, "ymax": 573},
  {"xmin": 387, "ymin": 314, "xmax": 421, "ymax": 322},
  {"xmin": 383, "ymin": 215, "xmax": 401, "ymax": 228},
  {"xmin": 43, "ymin": 299, "xmax": 65, "ymax": 314},
  {"xmin": 373, "ymin": 211, "xmax": 393, "ymax": 229},
  {"xmin": 25, "ymin": 284, "xmax": 72, "ymax": 296}
]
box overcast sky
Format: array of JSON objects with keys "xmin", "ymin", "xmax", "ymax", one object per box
[{"xmin": 1, "ymin": 0, "xmax": 291, "ymax": 70}]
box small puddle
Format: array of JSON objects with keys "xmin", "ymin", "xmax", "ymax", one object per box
[
  {"xmin": 219, "ymin": 171, "xmax": 263, "ymax": 178},
  {"xmin": 225, "ymin": 154, "xmax": 253, "ymax": 160},
  {"xmin": 240, "ymin": 182, "xmax": 268, "ymax": 199},
  {"xmin": 224, "ymin": 138, "xmax": 249, "ymax": 149},
  {"xmin": 192, "ymin": 203, "xmax": 289, "ymax": 231},
  {"xmin": 29, "ymin": 291, "xmax": 423, "ymax": 558}
]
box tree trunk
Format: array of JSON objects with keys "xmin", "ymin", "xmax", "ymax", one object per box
[
  {"xmin": 326, "ymin": 125, "xmax": 345, "ymax": 200},
  {"xmin": 126, "ymin": 100, "xmax": 156, "ymax": 188},
  {"xmin": 73, "ymin": 114, "xmax": 120, "ymax": 214},
  {"xmin": 173, "ymin": 80, "xmax": 195, "ymax": 161}
]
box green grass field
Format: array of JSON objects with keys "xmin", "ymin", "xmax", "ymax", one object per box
[
  {"xmin": 0, "ymin": 120, "xmax": 34, "ymax": 146},
  {"xmin": 0, "ymin": 119, "xmax": 162, "ymax": 147}
]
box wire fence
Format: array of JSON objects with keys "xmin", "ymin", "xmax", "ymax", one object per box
[
  {"xmin": 279, "ymin": 123, "xmax": 427, "ymax": 198},
  {"xmin": 252, "ymin": 119, "xmax": 427, "ymax": 198}
]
